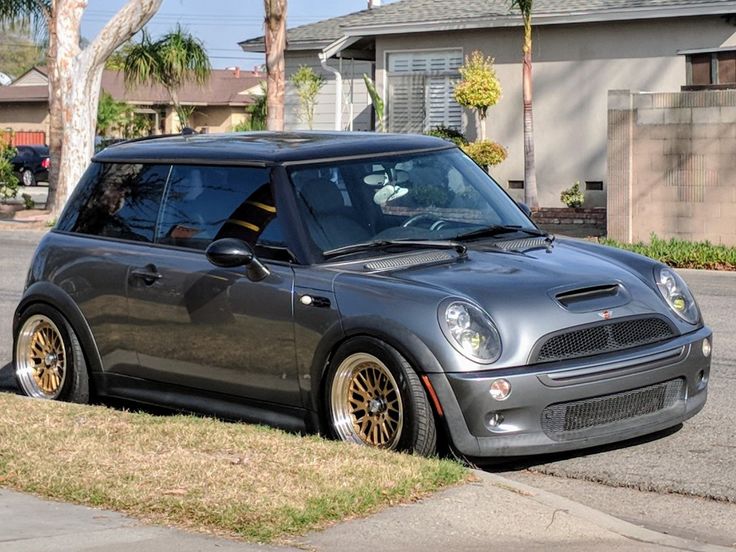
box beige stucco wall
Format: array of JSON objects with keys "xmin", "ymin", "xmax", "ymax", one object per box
[
  {"xmin": 608, "ymin": 89, "xmax": 736, "ymax": 245},
  {"xmin": 0, "ymin": 103, "xmax": 49, "ymax": 132},
  {"xmin": 190, "ymin": 105, "xmax": 246, "ymax": 133},
  {"xmin": 375, "ymin": 16, "xmax": 736, "ymax": 207}
]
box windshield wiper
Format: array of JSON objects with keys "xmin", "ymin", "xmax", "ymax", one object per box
[
  {"xmin": 323, "ymin": 239, "xmax": 467, "ymax": 260},
  {"xmin": 453, "ymin": 224, "xmax": 551, "ymax": 242}
]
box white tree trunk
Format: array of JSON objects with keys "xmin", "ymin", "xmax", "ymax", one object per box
[{"xmin": 46, "ymin": 0, "xmax": 163, "ymax": 217}]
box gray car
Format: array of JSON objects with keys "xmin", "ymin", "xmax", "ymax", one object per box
[{"xmin": 12, "ymin": 132, "xmax": 711, "ymax": 458}]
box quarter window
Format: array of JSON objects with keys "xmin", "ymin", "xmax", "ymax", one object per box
[
  {"xmin": 156, "ymin": 165, "xmax": 289, "ymax": 260},
  {"xmin": 57, "ymin": 162, "xmax": 169, "ymax": 243}
]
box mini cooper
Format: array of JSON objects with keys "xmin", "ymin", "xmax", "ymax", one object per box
[{"xmin": 13, "ymin": 132, "xmax": 711, "ymax": 458}]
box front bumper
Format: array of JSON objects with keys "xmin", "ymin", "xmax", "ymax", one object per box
[{"xmin": 428, "ymin": 326, "xmax": 711, "ymax": 457}]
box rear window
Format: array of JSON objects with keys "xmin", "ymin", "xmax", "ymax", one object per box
[{"xmin": 57, "ymin": 162, "xmax": 169, "ymax": 243}]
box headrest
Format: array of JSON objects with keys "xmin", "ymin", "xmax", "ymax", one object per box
[{"xmin": 299, "ymin": 178, "xmax": 345, "ymax": 215}]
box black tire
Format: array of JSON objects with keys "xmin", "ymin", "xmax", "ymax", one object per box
[
  {"xmin": 21, "ymin": 169, "xmax": 36, "ymax": 187},
  {"xmin": 325, "ymin": 336, "xmax": 437, "ymax": 456},
  {"xmin": 14, "ymin": 304, "xmax": 90, "ymax": 403}
]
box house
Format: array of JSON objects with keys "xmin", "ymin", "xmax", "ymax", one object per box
[
  {"xmin": 240, "ymin": 0, "xmax": 736, "ymax": 207},
  {"xmin": 0, "ymin": 66, "xmax": 264, "ymax": 139}
]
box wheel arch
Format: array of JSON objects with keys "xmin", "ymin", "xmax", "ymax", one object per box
[
  {"xmin": 310, "ymin": 316, "xmax": 446, "ymax": 433},
  {"xmin": 14, "ymin": 282, "xmax": 104, "ymax": 376}
]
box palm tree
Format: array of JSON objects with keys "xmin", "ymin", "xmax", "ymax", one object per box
[
  {"xmin": 264, "ymin": 0, "xmax": 286, "ymax": 131},
  {"xmin": 511, "ymin": 0, "xmax": 538, "ymax": 209},
  {"xmin": 124, "ymin": 26, "xmax": 211, "ymax": 130}
]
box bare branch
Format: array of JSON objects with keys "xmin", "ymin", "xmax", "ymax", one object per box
[{"xmin": 83, "ymin": 0, "xmax": 163, "ymax": 71}]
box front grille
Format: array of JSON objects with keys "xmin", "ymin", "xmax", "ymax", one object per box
[
  {"xmin": 534, "ymin": 317, "xmax": 675, "ymax": 363},
  {"xmin": 541, "ymin": 379, "xmax": 686, "ymax": 441}
]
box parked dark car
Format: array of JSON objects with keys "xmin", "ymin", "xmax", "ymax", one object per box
[
  {"xmin": 12, "ymin": 132, "xmax": 712, "ymax": 458},
  {"xmin": 11, "ymin": 145, "xmax": 49, "ymax": 186}
]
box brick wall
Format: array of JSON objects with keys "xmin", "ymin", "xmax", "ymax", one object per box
[
  {"xmin": 607, "ymin": 89, "xmax": 736, "ymax": 245},
  {"xmin": 532, "ymin": 208, "xmax": 606, "ymax": 238}
]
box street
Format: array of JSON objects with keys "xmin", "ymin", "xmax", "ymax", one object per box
[{"xmin": 1, "ymin": 229, "xmax": 735, "ymax": 546}]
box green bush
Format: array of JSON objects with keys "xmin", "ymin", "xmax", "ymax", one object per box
[
  {"xmin": 425, "ymin": 126, "xmax": 468, "ymax": 147},
  {"xmin": 560, "ymin": 181, "xmax": 584, "ymax": 208},
  {"xmin": 461, "ymin": 140, "xmax": 507, "ymax": 168},
  {"xmin": 601, "ymin": 234, "xmax": 736, "ymax": 270},
  {"xmin": 0, "ymin": 142, "xmax": 19, "ymax": 200}
]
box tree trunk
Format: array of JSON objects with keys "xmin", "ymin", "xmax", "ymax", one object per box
[
  {"xmin": 264, "ymin": 0, "xmax": 286, "ymax": 131},
  {"xmin": 478, "ymin": 113, "xmax": 487, "ymax": 141},
  {"xmin": 45, "ymin": 0, "xmax": 163, "ymax": 218},
  {"xmin": 521, "ymin": 15, "xmax": 539, "ymax": 209}
]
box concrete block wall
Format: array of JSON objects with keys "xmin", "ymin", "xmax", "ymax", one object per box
[{"xmin": 607, "ymin": 89, "xmax": 736, "ymax": 245}]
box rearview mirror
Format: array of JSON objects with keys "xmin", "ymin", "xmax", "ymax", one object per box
[{"xmin": 205, "ymin": 238, "xmax": 270, "ymax": 282}]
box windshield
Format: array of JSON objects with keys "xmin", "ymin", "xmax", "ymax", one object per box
[{"xmin": 287, "ymin": 148, "xmax": 537, "ymax": 256}]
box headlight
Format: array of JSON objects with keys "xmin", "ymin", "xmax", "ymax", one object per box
[
  {"xmin": 654, "ymin": 267, "xmax": 700, "ymax": 324},
  {"xmin": 439, "ymin": 300, "xmax": 501, "ymax": 363}
]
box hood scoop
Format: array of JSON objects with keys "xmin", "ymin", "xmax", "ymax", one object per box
[
  {"xmin": 364, "ymin": 250, "xmax": 456, "ymax": 271},
  {"xmin": 553, "ymin": 283, "xmax": 631, "ymax": 312}
]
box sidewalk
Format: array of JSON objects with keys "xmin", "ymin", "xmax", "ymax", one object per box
[{"xmin": 1, "ymin": 472, "xmax": 730, "ymax": 552}]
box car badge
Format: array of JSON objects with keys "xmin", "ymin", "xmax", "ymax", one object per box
[{"xmin": 598, "ymin": 310, "xmax": 613, "ymax": 320}]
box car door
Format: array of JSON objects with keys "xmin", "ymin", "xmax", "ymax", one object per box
[{"xmin": 125, "ymin": 164, "xmax": 301, "ymax": 408}]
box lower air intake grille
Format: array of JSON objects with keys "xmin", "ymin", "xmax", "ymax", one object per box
[
  {"xmin": 534, "ymin": 317, "xmax": 675, "ymax": 363},
  {"xmin": 541, "ymin": 378, "xmax": 685, "ymax": 441}
]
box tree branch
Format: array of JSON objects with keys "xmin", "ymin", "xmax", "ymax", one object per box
[{"xmin": 82, "ymin": 0, "xmax": 163, "ymax": 71}]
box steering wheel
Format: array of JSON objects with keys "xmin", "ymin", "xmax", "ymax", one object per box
[{"xmin": 402, "ymin": 213, "xmax": 446, "ymax": 229}]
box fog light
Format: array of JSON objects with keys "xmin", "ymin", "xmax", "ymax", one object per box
[
  {"xmin": 488, "ymin": 412, "xmax": 505, "ymax": 427},
  {"xmin": 702, "ymin": 338, "xmax": 711, "ymax": 358},
  {"xmin": 489, "ymin": 378, "xmax": 511, "ymax": 401}
]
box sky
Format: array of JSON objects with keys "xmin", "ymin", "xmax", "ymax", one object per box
[{"xmin": 81, "ymin": 0, "xmax": 397, "ymax": 70}]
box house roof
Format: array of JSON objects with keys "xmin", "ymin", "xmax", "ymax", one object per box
[
  {"xmin": 239, "ymin": 0, "xmax": 736, "ymax": 52},
  {"xmin": 0, "ymin": 68, "xmax": 264, "ymax": 106}
]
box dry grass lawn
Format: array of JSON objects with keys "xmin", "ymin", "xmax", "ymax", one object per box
[{"xmin": 0, "ymin": 393, "xmax": 467, "ymax": 542}]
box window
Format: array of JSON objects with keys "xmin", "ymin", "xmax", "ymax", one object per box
[
  {"xmin": 386, "ymin": 49, "xmax": 463, "ymax": 133},
  {"xmin": 508, "ymin": 180, "xmax": 524, "ymax": 190},
  {"xmin": 585, "ymin": 181, "xmax": 604, "ymax": 191},
  {"xmin": 686, "ymin": 50, "xmax": 736, "ymax": 89},
  {"xmin": 58, "ymin": 163, "xmax": 169, "ymax": 243},
  {"xmin": 157, "ymin": 165, "xmax": 289, "ymax": 260}
]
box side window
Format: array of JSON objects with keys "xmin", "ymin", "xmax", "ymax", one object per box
[
  {"xmin": 156, "ymin": 165, "xmax": 288, "ymax": 260},
  {"xmin": 57, "ymin": 163, "xmax": 169, "ymax": 243}
]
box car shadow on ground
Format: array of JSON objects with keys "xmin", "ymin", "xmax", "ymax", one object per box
[
  {"xmin": 474, "ymin": 424, "xmax": 684, "ymax": 472},
  {"xmin": 0, "ymin": 362, "xmax": 18, "ymax": 393}
]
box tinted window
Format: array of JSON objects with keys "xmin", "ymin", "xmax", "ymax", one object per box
[
  {"xmin": 57, "ymin": 163, "xmax": 169, "ymax": 243},
  {"xmin": 157, "ymin": 165, "xmax": 288, "ymax": 259}
]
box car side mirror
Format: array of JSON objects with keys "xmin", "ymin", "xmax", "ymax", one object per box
[
  {"xmin": 516, "ymin": 201, "xmax": 532, "ymax": 217},
  {"xmin": 205, "ymin": 238, "xmax": 270, "ymax": 282}
]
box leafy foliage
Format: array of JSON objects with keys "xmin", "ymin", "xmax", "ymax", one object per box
[
  {"xmin": 96, "ymin": 91, "xmax": 127, "ymax": 136},
  {"xmin": 0, "ymin": 21, "xmax": 44, "ymax": 79},
  {"xmin": 601, "ymin": 234, "xmax": 736, "ymax": 271},
  {"xmin": 454, "ymin": 51, "xmax": 502, "ymax": 122},
  {"xmin": 234, "ymin": 82, "xmax": 267, "ymax": 131},
  {"xmin": 124, "ymin": 26, "xmax": 211, "ymax": 128},
  {"xmin": 363, "ymin": 74, "xmax": 385, "ymax": 131},
  {"xmin": 461, "ymin": 140, "xmax": 507, "ymax": 168},
  {"xmin": 425, "ymin": 126, "xmax": 468, "ymax": 147},
  {"xmin": 560, "ymin": 181, "xmax": 584, "ymax": 208},
  {"xmin": 290, "ymin": 65, "xmax": 324, "ymax": 130},
  {"xmin": 0, "ymin": 141, "xmax": 19, "ymax": 200}
]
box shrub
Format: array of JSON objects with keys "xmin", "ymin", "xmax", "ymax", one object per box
[
  {"xmin": 425, "ymin": 126, "xmax": 468, "ymax": 147},
  {"xmin": 21, "ymin": 193, "xmax": 35, "ymax": 209},
  {"xmin": 0, "ymin": 142, "xmax": 19, "ymax": 200},
  {"xmin": 461, "ymin": 140, "xmax": 507, "ymax": 168},
  {"xmin": 290, "ymin": 66, "xmax": 324, "ymax": 130},
  {"xmin": 560, "ymin": 181, "xmax": 584, "ymax": 208},
  {"xmin": 600, "ymin": 234, "xmax": 736, "ymax": 270}
]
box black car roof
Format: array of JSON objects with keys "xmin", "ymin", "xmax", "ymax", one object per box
[{"xmin": 92, "ymin": 131, "xmax": 454, "ymax": 165}]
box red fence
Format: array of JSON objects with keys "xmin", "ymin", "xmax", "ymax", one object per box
[{"xmin": 0, "ymin": 130, "xmax": 46, "ymax": 147}]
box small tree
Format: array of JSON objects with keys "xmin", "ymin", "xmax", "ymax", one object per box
[
  {"xmin": 363, "ymin": 74, "xmax": 385, "ymax": 131},
  {"xmin": 290, "ymin": 66, "xmax": 324, "ymax": 130},
  {"xmin": 96, "ymin": 90, "xmax": 127, "ymax": 136},
  {"xmin": 454, "ymin": 51, "xmax": 502, "ymax": 141}
]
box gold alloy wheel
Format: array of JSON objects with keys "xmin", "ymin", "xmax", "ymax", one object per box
[
  {"xmin": 330, "ymin": 353, "xmax": 404, "ymax": 448},
  {"xmin": 15, "ymin": 314, "xmax": 67, "ymax": 399}
]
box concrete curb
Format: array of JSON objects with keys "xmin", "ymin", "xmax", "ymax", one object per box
[{"xmin": 480, "ymin": 471, "xmax": 733, "ymax": 552}]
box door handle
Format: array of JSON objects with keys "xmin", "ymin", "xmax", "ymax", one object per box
[{"xmin": 130, "ymin": 265, "xmax": 162, "ymax": 284}]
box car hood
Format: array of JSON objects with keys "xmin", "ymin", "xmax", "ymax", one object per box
[{"xmin": 359, "ymin": 238, "xmax": 684, "ymax": 367}]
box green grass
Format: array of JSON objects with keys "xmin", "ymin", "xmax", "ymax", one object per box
[
  {"xmin": 0, "ymin": 394, "xmax": 468, "ymax": 542},
  {"xmin": 600, "ymin": 234, "xmax": 736, "ymax": 271}
]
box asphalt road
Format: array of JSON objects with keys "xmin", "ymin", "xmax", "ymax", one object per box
[{"xmin": 1, "ymin": 230, "xmax": 734, "ymax": 507}]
